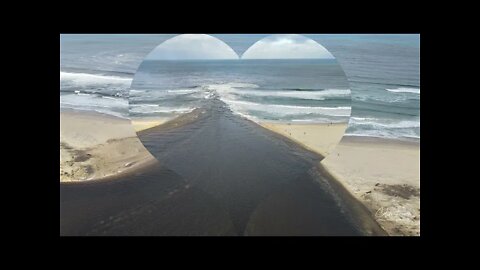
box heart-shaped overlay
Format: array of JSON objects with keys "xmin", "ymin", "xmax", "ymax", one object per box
[{"xmin": 129, "ymin": 34, "xmax": 352, "ymax": 160}]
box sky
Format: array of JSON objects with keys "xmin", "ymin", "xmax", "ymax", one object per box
[
  {"xmin": 242, "ymin": 34, "xmax": 335, "ymax": 59},
  {"xmin": 145, "ymin": 34, "xmax": 239, "ymax": 60},
  {"xmin": 143, "ymin": 34, "xmax": 336, "ymax": 60}
]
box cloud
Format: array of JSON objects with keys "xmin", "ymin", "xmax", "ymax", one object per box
[
  {"xmin": 242, "ymin": 34, "xmax": 335, "ymax": 59},
  {"xmin": 145, "ymin": 34, "xmax": 239, "ymax": 60}
]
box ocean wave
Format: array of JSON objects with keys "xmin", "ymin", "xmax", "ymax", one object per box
[
  {"xmin": 129, "ymin": 104, "xmax": 195, "ymax": 114},
  {"xmin": 353, "ymin": 94, "xmax": 419, "ymax": 103},
  {"xmin": 222, "ymin": 99, "xmax": 351, "ymax": 117},
  {"xmin": 166, "ymin": 89, "xmax": 200, "ymax": 94},
  {"xmin": 60, "ymin": 106, "xmax": 129, "ymax": 119},
  {"xmin": 130, "ymin": 89, "xmax": 146, "ymax": 94},
  {"xmin": 344, "ymin": 130, "xmax": 420, "ymax": 140},
  {"xmin": 60, "ymin": 93, "xmax": 128, "ymax": 118},
  {"xmin": 102, "ymin": 96, "xmax": 119, "ymax": 100},
  {"xmin": 386, "ymin": 87, "xmax": 420, "ymax": 94},
  {"xmin": 136, "ymin": 83, "xmax": 351, "ymax": 121},
  {"xmin": 349, "ymin": 117, "xmax": 420, "ymax": 129},
  {"xmin": 231, "ymin": 88, "xmax": 350, "ymax": 100},
  {"xmin": 225, "ymin": 82, "xmax": 259, "ymax": 88},
  {"xmin": 291, "ymin": 118, "xmax": 346, "ymax": 123},
  {"xmin": 281, "ymin": 88, "xmax": 325, "ymax": 91},
  {"xmin": 61, "ymin": 93, "xmax": 127, "ymax": 108},
  {"xmin": 129, "ymin": 89, "xmax": 203, "ymax": 104},
  {"xmin": 60, "ymin": 71, "xmax": 132, "ymax": 86},
  {"xmin": 349, "ymin": 80, "xmax": 419, "ymax": 89},
  {"xmin": 346, "ymin": 116, "xmax": 420, "ymax": 139}
]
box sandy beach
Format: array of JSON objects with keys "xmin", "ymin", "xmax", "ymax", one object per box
[
  {"xmin": 60, "ymin": 107, "xmax": 418, "ymax": 235},
  {"xmin": 131, "ymin": 117, "xmax": 170, "ymax": 132},
  {"xmin": 261, "ymin": 123, "xmax": 420, "ymax": 236},
  {"xmin": 61, "ymin": 99, "xmax": 387, "ymax": 236},
  {"xmin": 60, "ymin": 109, "xmax": 156, "ymax": 182},
  {"xmin": 260, "ymin": 122, "xmax": 347, "ymax": 158},
  {"xmin": 322, "ymin": 136, "xmax": 420, "ymax": 236}
]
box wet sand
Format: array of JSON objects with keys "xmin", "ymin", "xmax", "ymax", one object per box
[
  {"xmin": 60, "ymin": 99, "xmax": 386, "ymax": 236},
  {"xmin": 257, "ymin": 122, "xmax": 420, "ymax": 236}
]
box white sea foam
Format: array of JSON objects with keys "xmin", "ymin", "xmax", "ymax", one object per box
[
  {"xmin": 207, "ymin": 83, "xmax": 349, "ymax": 100},
  {"xmin": 61, "ymin": 93, "xmax": 127, "ymax": 108},
  {"xmin": 129, "ymin": 104, "xmax": 195, "ymax": 114},
  {"xmin": 127, "ymin": 83, "xmax": 351, "ymax": 122},
  {"xmin": 60, "ymin": 71, "xmax": 132, "ymax": 86},
  {"xmin": 231, "ymin": 88, "xmax": 350, "ymax": 100},
  {"xmin": 347, "ymin": 116, "xmax": 420, "ymax": 139},
  {"xmin": 344, "ymin": 130, "xmax": 420, "ymax": 139},
  {"xmin": 386, "ymin": 87, "xmax": 420, "ymax": 94},
  {"xmin": 129, "ymin": 104, "xmax": 159, "ymax": 107},
  {"xmin": 291, "ymin": 119, "xmax": 316, "ymax": 122},
  {"xmin": 166, "ymin": 89, "xmax": 200, "ymax": 94},
  {"xmin": 222, "ymin": 99, "xmax": 351, "ymax": 117},
  {"xmin": 349, "ymin": 117, "xmax": 420, "ymax": 129},
  {"xmin": 60, "ymin": 93, "xmax": 128, "ymax": 118},
  {"xmin": 230, "ymin": 110, "xmax": 260, "ymax": 121},
  {"xmin": 130, "ymin": 89, "xmax": 146, "ymax": 94},
  {"xmin": 190, "ymin": 83, "xmax": 353, "ymax": 122}
]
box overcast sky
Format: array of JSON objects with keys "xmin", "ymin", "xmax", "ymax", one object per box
[
  {"xmin": 144, "ymin": 34, "xmax": 336, "ymax": 60},
  {"xmin": 242, "ymin": 34, "xmax": 335, "ymax": 59},
  {"xmin": 145, "ymin": 34, "xmax": 239, "ymax": 60}
]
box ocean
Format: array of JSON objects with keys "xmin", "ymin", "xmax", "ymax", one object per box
[
  {"xmin": 60, "ymin": 34, "xmax": 420, "ymax": 140},
  {"xmin": 317, "ymin": 35, "xmax": 420, "ymax": 140},
  {"xmin": 130, "ymin": 59, "xmax": 351, "ymax": 124}
]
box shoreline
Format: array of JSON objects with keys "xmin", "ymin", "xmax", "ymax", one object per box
[
  {"xmin": 60, "ymin": 107, "xmax": 419, "ymax": 235},
  {"xmin": 60, "ymin": 103, "xmax": 391, "ymax": 236},
  {"xmin": 321, "ymin": 135, "xmax": 420, "ymax": 236},
  {"xmin": 60, "ymin": 156, "xmax": 159, "ymax": 186},
  {"xmin": 341, "ymin": 134, "xmax": 420, "ymax": 145},
  {"xmin": 60, "ymin": 109, "xmax": 156, "ymax": 182},
  {"xmin": 260, "ymin": 122, "xmax": 348, "ymax": 157},
  {"xmin": 260, "ymin": 120, "xmax": 420, "ymax": 236},
  {"xmin": 131, "ymin": 116, "xmax": 171, "ymax": 132}
]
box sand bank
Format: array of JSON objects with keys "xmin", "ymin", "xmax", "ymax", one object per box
[
  {"xmin": 260, "ymin": 122, "xmax": 420, "ymax": 236},
  {"xmin": 260, "ymin": 122, "xmax": 347, "ymax": 157},
  {"xmin": 60, "ymin": 110, "xmax": 156, "ymax": 182}
]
